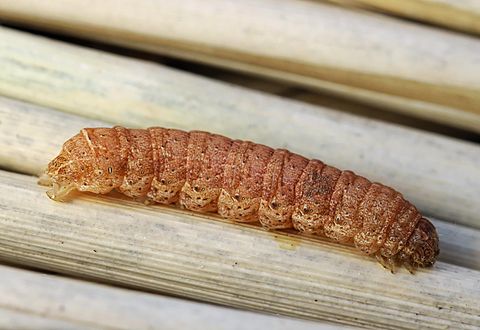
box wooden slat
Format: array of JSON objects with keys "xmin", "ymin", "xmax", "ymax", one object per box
[
  {"xmin": 0, "ymin": 31, "xmax": 479, "ymax": 228},
  {"xmin": 0, "ymin": 265, "xmax": 330, "ymax": 330},
  {"xmin": 0, "ymin": 0, "xmax": 479, "ymax": 131},
  {"xmin": 327, "ymin": 0, "xmax": 480, "ymax": 36},
  {"xmin": 1, "ymin": 95, "xmax": 479, "ymax": 271},
  {"xmin": 436, "ymin": 221, "xmax": 480, "ymax": 271},
  {"xmin": 0, "ymin": 96, "xmax": 479, "ymax": 270},
  {"xmin": 0, "ymin": 310, "xmax": 87, "ymax": 330},
  {"xmin": 208, "ymin": 71, "xmax": 480, "ymax": 141},
  {"xmin": 0, "ymin": 169, "xmax": 479, "ymax": 329},
  {"xmin": 0, "ymin": 96, "xmax": 478, "ymax": 272},
  {"xmin": 281, "ymin": 88, "xmax": 480, "ymax": 142}
]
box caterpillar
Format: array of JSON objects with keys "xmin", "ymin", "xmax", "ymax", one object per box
[{"xmin": 42, "ymin": 127, "xmax": 439, "ymax": 272}]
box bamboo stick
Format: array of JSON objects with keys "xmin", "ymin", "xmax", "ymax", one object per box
[
  {"xmin": 326, "ymin": 0, "xmax": 480, "ymax": 36},
  {"xmin": 0, "ymin": 265, "xmax": 328, "ymax": 330},
  {"xmin": 211, "ymin": 72, "xmax": 479, "ymax": 141},
  {"xmin": 0, "ymin": 310, "xmax": 87, "ymax": 330},
  {"xmin": 0, "ymin": 170, "xmax": 479, "ymax": 329},
  {"xmin": 0, "ymin": 0, "xmax": 479, "ymax": 131},
  {"xmin": 0, "ymin": 29, "xmax": 479, "ymax": 228},
  {"xmin": 0, "ymin": 97, "xmax": 479, "ymax": 270}
]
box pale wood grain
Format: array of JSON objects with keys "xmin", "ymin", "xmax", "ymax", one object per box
[
  {"xmin": 0, "ymin": 170, "xmax": 479, "ymax": 329},
  {"xmin": 0, "ymin": 310, "xmax": 88, "ymax": 330},
  {"xmin": 210, "ymin": 70, "xmax": 480, "ymax": 140},
  {"xmin": 436, "ymin": 221, "xmax": 480, "ymax": 271},
  {"xmin": 0, "ymin": 32, "xmax": 479, "ymax": 229},
  {"xmin": 0, "ymin": 95, "xmax": 479, "ymax": 268},
  {"xmin": 0, "ymin": 0, "xmax": 479, "ymax": 131},
  {"xmin": 0, "ymin": 265, "xmax": 332, "ymax": 330},
  {"xmin": 1, "ymin": 97, "xmax": 479, "ymax": 270},
  {"xmin": 326, "ymin": 0, "xmax": 480, "ymax": 36}
]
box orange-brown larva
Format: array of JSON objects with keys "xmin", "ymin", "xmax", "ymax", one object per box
[{"xmin": 42, "ymin": 126, "xmax": 439, "ymax": 272}]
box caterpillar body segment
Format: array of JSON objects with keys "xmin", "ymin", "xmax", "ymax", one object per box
[{"xmin": 43, "ymin": 127, "xmax": 439, "ymax": 272}]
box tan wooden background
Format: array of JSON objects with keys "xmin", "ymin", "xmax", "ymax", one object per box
[{"xmin": 0, "ymin": 1, "xmax": 478, "ymax": 329}]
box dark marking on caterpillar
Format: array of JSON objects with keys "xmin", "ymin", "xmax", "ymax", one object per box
[{"xmin": 41, "ymin": 126, "xmax": 439, "ymax": 272}]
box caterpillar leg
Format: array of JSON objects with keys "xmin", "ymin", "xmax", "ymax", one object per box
[
  {"xmin": 375, "ymin": 254, "xmax": 397, "ymax": 273},
  {"xmin": 258, "ymin": 199, "xmax": 294, "ymax": 229},
  {"xmin": 403, "ymin": 262, "xmax": 417, "ymax": 275},
  {"xmin": 217, "ymin": 190, "xmax": 261, "ymax": 223},
  {"xmin": 375, "ymin": 253, "xmax": 421, "ymax": 274}
]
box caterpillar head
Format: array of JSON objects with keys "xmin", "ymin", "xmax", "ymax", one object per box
[
  {"xmin": 41, "ymin": 128, "xmax": 125, "ymax": 201},
  {"xmin": 399, "ymin": 217, "xmax": 439, "ymax": 271}
]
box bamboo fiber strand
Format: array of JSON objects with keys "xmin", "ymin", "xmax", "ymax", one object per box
[
  {"xmin": 0, "ymin": 96, "xmax": 479, "ymax": 270},
  {"xmin": 0, "ymin": 33, "xmax": 479, "ymax": 227},
  {"xmin": 326, "ymin": 0, "xmax": 480, "ymax": 36},
  {"xmin": 0, "ymin": 265, "xmax": 327, "ymax": 330},
  {"xmin": 0, "ymin": 0, "xmax": 479, "ymax": 130},
  {"xmin": 0, "ymin": 171, "xmax": 479, "ymax": 329}
]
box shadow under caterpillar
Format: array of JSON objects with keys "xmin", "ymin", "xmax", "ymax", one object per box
[{"xmin": 40, "ymin": 127, "xmax": 439, "ymax": 273}]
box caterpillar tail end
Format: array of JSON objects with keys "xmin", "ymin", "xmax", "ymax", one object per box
[
  {"xmin": 375, "ymin": 218, "xmax": 439, "ymax": 274},
  {"xmin": 404, "ymin": 217, "xmax": 440, "ymax": 269},
  {"xmin": 385, "ymin": 218, "xmax": 440, "ymax": 273}
]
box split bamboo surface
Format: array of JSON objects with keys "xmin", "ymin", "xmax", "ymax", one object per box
[
  {"xmin": 1, "ymin": 164, "xmax": 479, "ymax": 329},
  {"xmin": 327, "ymin": 0, "xmax": 480, "ymax": 36},
  {"xmin": 0, "ymin": 0, "xmax": 479, "ymax": 132},
  {"xmin": 0, "ymin": 265, "xmax": 328, "ymax": 330},
  {"xmin": 0, "ymin": 91, "xmax": 478, "ymax": 328},
  {"xmin": 1, "ymin": 96, "xmax": 479, "ymax": 271},
  {"xmin": 0, "ymin": 3, "xmax": 478, "ymax": 329},
  {"xmin": 213, "ymin": 72, "xmax": 480, "ymax": 141},
  {"xmin": 0, "ymin": 29, "xmax": 479, "ymax": 228},
  {"xmin": 0, "ymin": 95, "xmax": 479, "ymax": 329}
]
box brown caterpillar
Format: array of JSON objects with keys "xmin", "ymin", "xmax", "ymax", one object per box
[{"xmin": 42, "ymin": 127, "xmax": 439, "ymax": 272}]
